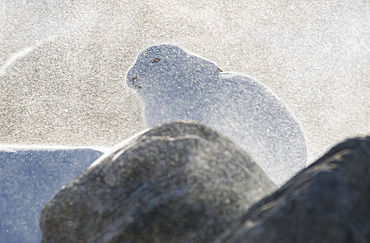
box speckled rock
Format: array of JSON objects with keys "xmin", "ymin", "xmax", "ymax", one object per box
[
  {"xmin": 39, "ymin": 121, "xmax": 276, "ymax": 243},
  {"xmin": 217, "ymin": 136, "xmax": 370, "ymax": 243}
]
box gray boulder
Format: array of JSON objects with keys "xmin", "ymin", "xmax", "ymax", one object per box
[
  {"xmin": 39, "ymin": 121, "xmax": 276, "ymax": 243},
  {"xmin": 217, "ymin": 136, "xmax": 370, "ymax": 243}
]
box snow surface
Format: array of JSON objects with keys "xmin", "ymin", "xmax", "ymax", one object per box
[
  {"xmin": 126, "ymin": 44, "xmax": 307, "ymax": 185},
  {"xmin": 0, "ymin": 146, "xmax": 104, "ymax": 243}
]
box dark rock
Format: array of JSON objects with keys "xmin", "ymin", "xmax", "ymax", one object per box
[
  {"xmin": 39, "ymin": 121, "xmax": 276, "ymax": 243},
  {"xmin": 217, "ymin": 136, "xmax": 370, "ymax": 243},
  {"xmin": 0, "ymin": 147, "xmax": 103, "ymax": 243}
]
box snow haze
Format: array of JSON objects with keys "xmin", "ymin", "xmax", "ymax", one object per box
[{"xmin": 0, "ymin": 1, "xmax": 369, "ymax": 242}]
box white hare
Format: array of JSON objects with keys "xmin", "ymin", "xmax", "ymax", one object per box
[{"xmin": 126, "ymin": 44, "xmax": 307, "ymax": 185}]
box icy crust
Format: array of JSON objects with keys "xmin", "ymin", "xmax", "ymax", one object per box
[
  {"xmin": 126, "ymin": 44, "xmax": 307, "ymax": 185},
  {"xmin": 0, "ymin": 146, "xmax": 103, "ymax": 243}
]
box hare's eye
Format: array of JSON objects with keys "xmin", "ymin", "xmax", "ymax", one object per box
[{"xmin": 151, "ymin": 58, "xmax": 161, "ymax": 63}]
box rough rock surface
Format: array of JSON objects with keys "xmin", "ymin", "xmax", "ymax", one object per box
[
  {"xmin": 39, "ymin": 121, "xmax": 276, "ymax": 243},
  {"xmin": 126, "ymin": 44, "xmax": 307, "ymax": 185},
  {"xmin": 217, "ymin": 136, "xmax": 370, "ymax": 243}
]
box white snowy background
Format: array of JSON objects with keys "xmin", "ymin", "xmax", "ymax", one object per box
[{"xmin": 0, "ymin": 1, "xmax": 369, "ymax": 242}]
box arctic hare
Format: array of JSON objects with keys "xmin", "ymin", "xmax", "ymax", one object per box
[{"xmin": 126, "ymin": 44, "xmax": 306, "ymax": 185}]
